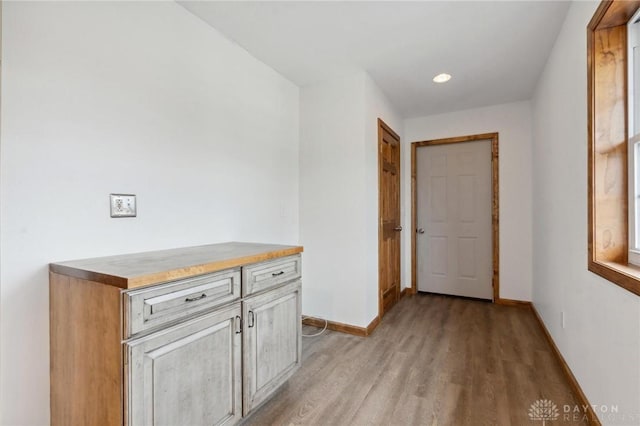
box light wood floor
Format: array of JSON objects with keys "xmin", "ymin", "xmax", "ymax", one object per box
[{"xmin": 246, "ymin": 293, "xmax": 587, "ymax": 426}]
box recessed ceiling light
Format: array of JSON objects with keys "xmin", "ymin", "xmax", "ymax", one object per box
[{"xmin": 433, "ymin": 73, "xmax": 452, "ymax": 83}]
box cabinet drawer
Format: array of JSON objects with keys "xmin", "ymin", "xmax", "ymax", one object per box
[
  {"xmin": 242, "ymin": 255, "xmax": 301, "ymax": 296},
  {"xmin": 124, "ymin": 268, "xmax": 240, "ymax": 337}
]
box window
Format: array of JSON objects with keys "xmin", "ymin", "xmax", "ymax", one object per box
[
  {"xmin": 629, "ymin": 9, "xmax": 640, "ymax": 266},
  {"xmin": 588, "ymin": 0, "xmax": 640, "ymax": 296}
]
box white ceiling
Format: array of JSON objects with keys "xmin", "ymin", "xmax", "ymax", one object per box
[{"xmin": 178, "ymin": 1, "xmax": 571, "ymax": 118}]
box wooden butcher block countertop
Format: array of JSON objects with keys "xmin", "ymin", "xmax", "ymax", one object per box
[{"xmin": 49, "ymin": 242, "xmax": 303, "ymax": 290}]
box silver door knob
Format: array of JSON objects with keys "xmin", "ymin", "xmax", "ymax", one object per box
[
  {"xmin": 417, "ymin": 228, "xmax": 425, "ymax": 234},
  {"xmin": 394, "ymin": 226, "xmax": 403, "ymax": 231}
]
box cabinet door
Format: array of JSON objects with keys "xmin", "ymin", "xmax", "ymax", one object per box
[
  {"xmin": 243, "ymin": 280, "xmax": 302, "ymax": 415},
  {"xmin": 126, "ymin": 303, "xmax": 242, "ymax": 426}
]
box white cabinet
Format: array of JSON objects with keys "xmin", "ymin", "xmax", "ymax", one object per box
[
  {"xmin": 125, "ymin": 279, "xmax": 302, "ymax": 424},
  {"xmin": 124, "ymin": 265, "xmax": 301, "ymax": 425},
  {"xmin": 49, "ymin": 242, "xmax": 303, "ymax": 426},
  {"xmin": 243, "ymin": 280, "xmax": 302, "ymax": 415},
  {"xmin": 126, "ymin": 304, "xmax": 243, "ymax": 426}
]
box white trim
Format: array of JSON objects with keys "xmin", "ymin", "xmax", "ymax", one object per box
[{"xmin": 629, "ymin": 250, "xmax": 640, "ymax": 267}]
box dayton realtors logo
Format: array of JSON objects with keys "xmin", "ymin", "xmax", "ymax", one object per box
[
  {"xmin": 528, "ymin": 399, "xmax": 560, "ymax": 425},
  {"xmin": 528, "ymin": 399, "xmax": 633, "ymax": 423}
]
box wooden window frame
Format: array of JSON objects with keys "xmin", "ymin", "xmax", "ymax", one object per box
[{"xmin": 588, "ymin": 0, "xmax": 640, "ymax": 296}]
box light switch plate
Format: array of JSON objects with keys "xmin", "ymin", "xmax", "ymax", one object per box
[{"xmin": 110, "ymin": 194, "xmax": 136, "ymax": 218}]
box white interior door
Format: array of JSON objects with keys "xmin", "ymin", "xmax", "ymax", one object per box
[{"xmin": 416, "ymin": 140, "xmax": 493, "ymax": 299}]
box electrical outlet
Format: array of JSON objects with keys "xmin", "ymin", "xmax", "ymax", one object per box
[{"xmin": 110, "ymin": 194, "xmax": 136, "ymax": 218}]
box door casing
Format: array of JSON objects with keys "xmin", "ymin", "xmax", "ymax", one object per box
[{"xmin": 411, "ymin": 132, "xmax": 500, "ymax": 301}]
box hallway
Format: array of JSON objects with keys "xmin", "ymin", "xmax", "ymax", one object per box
[{"xmin": 247, "ymin": 293, "xmax": 587, "ymax": 425}]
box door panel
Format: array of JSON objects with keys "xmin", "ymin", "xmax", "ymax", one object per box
[
  {"xmin": 126, "ymin": 304, "xmax": 242, "ymax": 426},
  {"xmin": 416, "ymin": 140, "xmax": 492, "ymax": 299},
  {"xmin": 378, "ymin": 119, "xmax": 401, "ymax": 316},
  {"xmin": 243, "ymin": 281, "xmax": 301, "ymax": 416},
  {"xmin": 458, "ymin": 237, "xmax": 477, "ymax": 279}
]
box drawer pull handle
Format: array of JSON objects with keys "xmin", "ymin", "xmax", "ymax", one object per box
[
  {"xmin": 185, "ymin": 293, "xmax": 207, "ymax": 302},
  {"xmin": 235, "ymin": 316, "xmax": 242, "ymax": 334},
  {"xmin": 272, "ymin": 271, "xmax": 285, "ymax": 277},
  {"xmin": 248, "ymin": 311, "xmax": 255, "ymax": 328}
]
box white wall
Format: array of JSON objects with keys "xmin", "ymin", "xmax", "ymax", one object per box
[
  {"xmin": 299, "ymin": 72, "xmax": 367, "ymax": 326},
  {"xmin": 1, "ymin": 2, "xmax": 299, "ymax": 424},
  {"xmin": 300, "ymin": 71, "xmax": 402, "ymax": 327},
  {"xmin": 532, "ymin": 1, "xmax": 640, "ymax": 422},
  {"xmin": 364, "ymin": 74, "xmax": 404, "ymax": 321},
  {"xmin": 404, "ymin": 101, "xmax": 533, "ymax": 301}
]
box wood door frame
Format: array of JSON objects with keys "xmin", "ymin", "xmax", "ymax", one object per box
[
  {"xmin": 378, "ymin": 118, "xmax": 401, "ymax": 318},
  {"xmin": 411, "ymin": 132, "xmax": 500, "ymax": 301}
]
